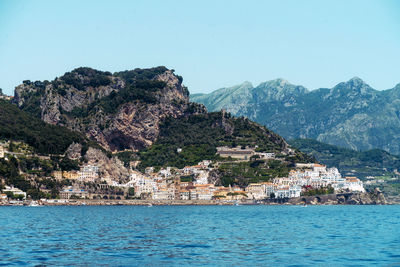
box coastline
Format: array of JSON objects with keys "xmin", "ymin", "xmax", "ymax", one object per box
[{"xmin": 0, "ymin": 192, "xmax": 393, "ymax": 206}]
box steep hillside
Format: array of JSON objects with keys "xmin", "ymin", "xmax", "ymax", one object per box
[
  {"xmin": 14, "ymin": 67, "xmax": 192, "ymax": 152},
  {"xmin": 0, "ymin": 99, "xmax": 93, "ymax": 155},
  {"xmin": 139, "ymin": 111, "xmax": 313, "ymax": 169},
  {"xmin": 192, "ymin": 78, "xmax": 400, "ymax": 155}
]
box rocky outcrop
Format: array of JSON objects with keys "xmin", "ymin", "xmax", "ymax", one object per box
[
  {"xmin": 14, "ymin": 67, "xmax": 193, "ymax": 152},
  {"xmin": 84, "ymin": 147, "xmax": 130, "ymax": 183},
  {"xmin": 264, "ymin": 189, "xmax": 387, "ymax": 205},
  {"xmin": 346, "ymin": 188, "xmax": 387, "ymax": 205},
  {"xmin": 65, "ymin": 142, "xmax": 82, "ymax": 160}
]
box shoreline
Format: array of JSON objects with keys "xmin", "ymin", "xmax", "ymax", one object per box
[
  {"xmin": 1, "ymin": 198, "xmax": 396, "ymax": 207},
  {"xmin": 0, "ymin": 189, "xmax": 391, "ymax": 206}
]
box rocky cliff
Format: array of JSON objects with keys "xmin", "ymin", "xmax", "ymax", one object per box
[
  {"xmin": 14, "ymin": 67, "xmax": 198, "ymax": 152},
  {"xmin": 272, "ymin": 188, "xmax": 388, "ymax": 205}
]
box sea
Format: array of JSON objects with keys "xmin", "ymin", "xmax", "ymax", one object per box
[{"xmin": 1, "ymin": 205, "xmax": 399, "ymax": 266}]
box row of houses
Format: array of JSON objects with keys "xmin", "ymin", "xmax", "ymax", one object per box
[
  {"xmin": 52, "ymin": 165, "xmax": 100, "ymax": 182},
  {"xmin": 124, "ymin": 161, "xmax": 366, "ymax": 201}
]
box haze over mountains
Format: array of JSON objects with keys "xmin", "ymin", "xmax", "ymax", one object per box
[{"xmin": 191, "ymin": 78, "xmax": 400, "ymax": 155}]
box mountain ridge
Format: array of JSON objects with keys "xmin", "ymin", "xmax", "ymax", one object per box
[{"xmin": 191, "ymin": 77, "xmax": 400, "ymax": 154}]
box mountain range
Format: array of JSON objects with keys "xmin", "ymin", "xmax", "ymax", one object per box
[{"xmin": 191, "ymin": 78, "xmax": 400, "ymax": 155}]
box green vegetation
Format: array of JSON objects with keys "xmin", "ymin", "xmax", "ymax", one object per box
[
  {"xmin": 66, "ymin": 66, "xmax": 171, "ymax": 117},
  {"xmin": 0, "ymin": 157, "xmax": 31, "ymax": 192},
  {"xmin": 59, "ymin": 67, "xmax": 111, "ymax": 90},
  {"xmin": 216, "ymin": 160, "xmax": 290, "ymax": 187},
  {"xmin": 18, "ymin": 84, "xmax": 46, "ymax": 118},
  {"xmin": 227, "ymin": 192, "xmax": 247, "ymax": 197},
  {"xmin": 0, "ymin": 99, "xmax": 95, "ymax": 155},
  {"xmin": 0, "ymin": 155, "xmax": 72, "ymax": 199},
  {"xmin": 180, "ymin": 175, "xmax": 194, "ymax": 182},
  {"xmin": 128, "ymin": 187, "xmax": 135, "ymax": 196},
  {"xmin": 115, "ymin": 151, "xmax": 138, "ymax": 167},
  {"xmin": 139, "ymin": 111, "xmax": 296, "ymax": 169},
  {"xmin": 302, "ymin": 185, "xmax": 334, "ymax": 196}
]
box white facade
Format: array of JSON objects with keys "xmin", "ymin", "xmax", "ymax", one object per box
[
  {"xmin": 2, "ymin": 186, "xmax": 26, "ymax": 199},
  {"xmin": 78, "ymin": 165, "xmax": 99, "ymax": 182}
]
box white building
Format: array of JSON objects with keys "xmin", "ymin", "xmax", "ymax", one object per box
[
  {"xmin": 194, "ymin": 171, "xmax": 209, "ymax": 185},
  {"xmin": 2, "ymin": 186, "xmax": 26, "ymax": 199},
  {"xmin": 343, "ymin": 177, "xmax": 365, "ymax": 192},
  {"xmin": 78, "ymin": 165, "xmax": 99, "ymax": 182},
  {"xmin": 256, "ymin": 152, "xmax": 275, "ymax": 159}
]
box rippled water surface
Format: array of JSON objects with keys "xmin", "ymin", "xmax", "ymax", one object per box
[{"xmin": 1, "ymin": 205, "xmax": 400, "ymax": 266}]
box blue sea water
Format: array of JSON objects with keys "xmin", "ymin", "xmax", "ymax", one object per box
[{"xmin": 0, "ymin": 205, "xmax": 399, "ymax": 266}]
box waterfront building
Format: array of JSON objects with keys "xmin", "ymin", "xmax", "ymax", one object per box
[
  {"xmin": 274, "ymin": 186, "xmax": 290, "ymax": 198},
  {"xmin": 179, "ymin": 189, "xmax": 190, "ymax": 200},
  {"xmin": 60, "ymin": 187, "xmax": 88, "ymax": 199},
  {"xmin": 190, "ymin": 184, "xmax": 214, "ymax": 200},
  {"xmin": 2, "ymin": 186, "xmax": 26, "ymax": 199},
  {"xmin": 344, "ymin": 177, "xmax": 365, "ymax": 192},
  {"xmin": 246, "ymin": 183, "xmax": 266, "ymax": 199}
]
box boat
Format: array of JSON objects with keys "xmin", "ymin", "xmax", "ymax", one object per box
[{"xmin": 29, "ymin": 201, "xmax": 40, "ymax": 207}]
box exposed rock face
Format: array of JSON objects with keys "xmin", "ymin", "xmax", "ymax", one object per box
[
  {"xmin": 282, "ymin": 189, "xmax": 387, "ymax": 205},
  {"xmin": 85, "ymin": 147, "xmax": 130, "ymax": 183},
  {"xmin": 65, "ymin": 142, "xmax": 82, "ymax": 160},
  {"xmin": 347, "ymin": 188, "xmax": 387, "ymax": 205},
  {"xmin": 14, "ymin": 67, "xmax": 193, "ymax": 152}
]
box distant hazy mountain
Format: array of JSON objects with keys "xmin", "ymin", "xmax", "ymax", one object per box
[{"xmin": 191, "ymin": 78, "xmax": 400, "ymax": 155}]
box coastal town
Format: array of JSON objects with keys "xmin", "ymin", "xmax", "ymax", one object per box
[{"xmin": 0, "ymin": 144, "xmax": 366, "ymax": 205}]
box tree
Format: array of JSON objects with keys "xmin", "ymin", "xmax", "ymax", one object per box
[
  {"xmin": 8, "ymin": 140, "xmax": 15, "ymax": 152},
  {"xmin": 128, "ymin": 187, "xmax": 135, "ymax": 196},
  {"xmin": 15, "ymin": 194, "xmax": 25, "ymax": 201},
  {"xmin": 270, "ymin": 192, "xmax": 276, "ymax": 199},
  {"xmin": 5, "ymin": 191, "xmax": 13, "ymax": 199}
]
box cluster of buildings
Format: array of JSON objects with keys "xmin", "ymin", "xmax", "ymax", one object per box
[
  {"xmin": 125, "ymin": 160, "xmax": 242, "ymax": 200},
  {"xmin": 245, "ymin": 163, "xmax": 365, "ymax": 200},
  {"xmin": 32, "ymin": 146, "xmax": 365, "ymax": 201},
  {"xmin": 52, "ymin": 165, "xmax": 99, "ymax": 183},
  {"xmin": 1, "ymin": 186, "xmax": 27, "ymax": 201},
  {"xmin": 123, "ymin": 160, "xmax": 365, "ymax": 201}
]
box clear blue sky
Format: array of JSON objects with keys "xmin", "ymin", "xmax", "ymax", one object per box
[{"xmin": 0, "ymin": 0, "xmax": 399, "ymax": 95}]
